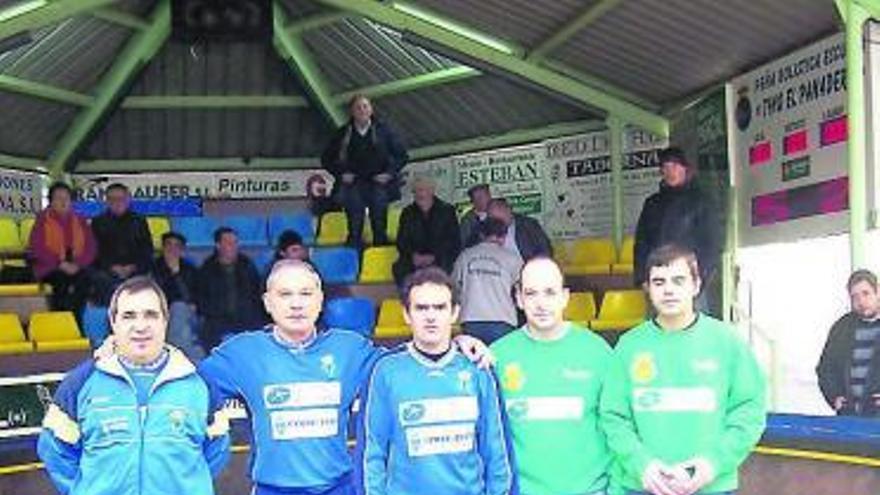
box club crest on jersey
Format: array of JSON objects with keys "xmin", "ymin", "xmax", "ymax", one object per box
[
  {"xmin": 320, "ymin": 354, "xmax": 336, "ymax": 378},
  {"xmin": 168, "ymin": 409, "xmax": 188, "ymax": 434},
  {"xmin": 631, "ymin": 353, "xmax": 656, "ymax": 383},
  {"xmin": 502, "ymin": 363, "xmax": 525, "ymax": 392}
]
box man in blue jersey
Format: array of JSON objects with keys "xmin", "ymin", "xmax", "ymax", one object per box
[
  {"xmin": 38, "ymin": 276, "xmax": 230, "ymax": 495},
  {"xmin": 359, "ymin": 267, "xmax": 516, "ymax": 495},
  {"xmin": 197, "ymin": 259, "xmax": 492, "ymax": 495}
]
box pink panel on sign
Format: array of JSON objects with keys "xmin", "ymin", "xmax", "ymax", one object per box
[
  {"xmin": 819, "ymin": 177, "xmax": 849, "ymax": 214},
  {"xmin": 783, "ymin": 130, "xmax": 808, "ymax": 155},
  {"xmin": 749, "ymin": 141, "xmax": 773, "ymax": 166},
  {"xmin": 752, "ymin": 192, "xmax": 789, "ymax": 226},
  {"xmin": 820, "ymin": 116, "xmax": 847, "ymax": 146}
]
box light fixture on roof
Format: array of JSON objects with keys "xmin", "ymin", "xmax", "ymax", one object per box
[
  {"xmin": 390, "ymin": 0, "xmax": 518, "ymax": 56},
  {"xmin": 0, "ymin": 0, "xmax": 47, "ymax": 23}
]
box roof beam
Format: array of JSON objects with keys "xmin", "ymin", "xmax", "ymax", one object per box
[
  {"xmin": 122, "ymin": 94, "xmax": 309, "ymax": 109},
  {"xmin": 0, "ymin": 0, "xmax": 115, "ymax": 41},
  {"xmin": 48, "ymin": 0, "xmax": 171, "ymax": 177},
  {"xmin": 273, "ymin": 2, "xmax": 346, "ymax": 127},
  {"xmin": 285, "ymin": 11, "xmax": 350, "ymax": 35},
  {"xmin": 91, "ymin": 8, "xmax": 149, "ymax": 31},
  {"xmin": 314, "ymin": 0, "xmax": 667, "ymax": 136},
  {"xmin": 0, "ymin": 74, "xmax": 92, "ymax": 106},
  {"xmin": 334, "ymin": 66, "xmax": 479, "ymax": 103},
  {"xmin": 409, "ymin": 119, "xmax": 604, "ymax": 161},
  {"xmin": 0, "ymin": 152, "xmax": 47, "ymax": 172},
  {"xmin": 528, "ymin": 0, "xmax": 622, "ymax": 62}
]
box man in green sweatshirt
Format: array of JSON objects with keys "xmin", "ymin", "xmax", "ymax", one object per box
[
  {"xmin": 491, "ymin": 257, "xmax": 613, "ymax": 495},
  {"xmin": 600, "ymin": 244, "xmax": 766, "ymax": 495}
]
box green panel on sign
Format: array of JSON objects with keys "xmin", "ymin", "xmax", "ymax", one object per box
[
  {"xmin": 507, "ymin": 193, "xmax": 543, "ymax": 215},
  {"xmin": 782, "ymin": 157, "xmax": 811, "ymax": 181}
]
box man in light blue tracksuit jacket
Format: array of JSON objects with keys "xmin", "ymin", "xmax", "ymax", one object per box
[
  {"xmin": 358, "ymin": 267, "xmax": 517, "ymax": 495},
  {"xmin": 38, "ymin": 276, "xmax": 230, "ymax": 495}
]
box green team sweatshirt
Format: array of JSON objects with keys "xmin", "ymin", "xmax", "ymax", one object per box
[
  {"xmin": 600, "ymin": 315, "xmax": 767, "ymax": 494},
  {"xmin": 491, "ymin": 323, "xmax": 613, "ymax": 495}
]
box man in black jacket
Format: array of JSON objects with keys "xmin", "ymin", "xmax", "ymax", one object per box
[
  {"xmin": 152, "ymin": 231, "xmax": 201, "ymax": 360},
  {"xmin": 634, "ymin": 147, "xmax": 720, "ymax": 293},
  {"xmin": 321, "ymin": 95, "xmax": 408, "ymax": 247},
  {"xmin": 487, "ymin": 198, "xmax": 552, "ymax": 262},
  {"xmin": 817, "ymin": 270, "xmax": 880, "ymax": 417},
  {"xmin": 392, "ymin": 177, "xmax": 460, "ymax": 286},
  {"xmin": 197, "ymin": 227, "xmax": 266, "ymax": 351},
  {"xmin": 91, "ymin": 183, "xmax": 154, "ymax": 305}
]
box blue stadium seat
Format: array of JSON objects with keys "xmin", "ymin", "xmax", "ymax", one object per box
[
  {"xmin": 311, "ymin": 247, "xmax": 360, "ymax": 284},
  {"xmin": 171, "ymin": 217, "xmax": 217, "ymax": 247},
  {"xmin": 81, "ymin": 305, "xmax": 110, "ymax": 348},
  {"xmin": 254, "ymin": 248, "xmax": 277, "ymax": 277},
  {"xmin": 224, "ymin": 215, "xmax": 268, "ymax": 247},
  {"xmin": 269, "ymin": 212, "xmax": 315, "ymax": 246},
  {"xmin": 321, "ymin": 297, "xmax": 376, "ymax": 337}
]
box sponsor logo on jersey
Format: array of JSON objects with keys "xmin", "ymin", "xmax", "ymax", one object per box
[
  {"xmin": 405, "ymin": 423, "xmax": 475, "ymax": 457},
  {"xmin": 505, "ymin": 396, "xmax": 584, "ymax": 421},
  {"xmin": 561, "ymin": 367, "xmax": 592, "ymax": 381},
  {"xmin": 266, "ymin": 386, "xmax": 292, "ymax": 405},
  {"xmin": 402, "ymin": 403, "xmax": 426, "ymax": 423},
  {"xmin": 632, "ymin": 387, "xmax": 718, "ymax": 412},
  {"xmin": 631, "ymin": 353, "xmax": 657, "ymax": 383},
  {"xmin": 502, "ymin": 363, "xmax": 526, "ymax": 392},
  {"xmin": 399, "ymin": 397, "xmax": 478, "ymax": 426},
  {"xmin": 270, "ymin": 408, "xmax": 338, "ymax": 439},
  {"xmin": 691, "ymin": 358, "xmax": 719, "ymax": 374},
  {"xmin": 262, "ymin": 382, "xmax": 341, "ymax": 409}
]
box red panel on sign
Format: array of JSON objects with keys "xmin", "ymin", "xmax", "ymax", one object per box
[
  {"xmin": 783, "ymin": 129, "xmax": 808, "ymax": 155},
  {"xmin": 749, "ymin": 141, "xmax": 772, "ymax": 166},
  {"xmin": 820, "ymin": 116, "xmax": 847, "ymax": 146}
]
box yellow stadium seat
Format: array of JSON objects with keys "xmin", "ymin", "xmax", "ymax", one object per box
[
  {"xmin": 359, "ymin": 246, "xmax": 399, "ymax": 283},
  {"xmin": 552, "ymin": 240, "xmax": 570, "ymax": 266},
  {"xmin": 0, "ymin": 283, "xmax": 51, "ymax": 296},
  {"xmin": 0, "ymin": 218, "xmax": 23, "ymax": 254},
  {"xmin": 374, "ymin": 299, "xmax": 410, "ymax": 339},
  {"xmin": 590, "ymin": 290, "xmax": 647, "ymax": 331},
  {"xmin": 387, "ymin": 206, "xmax": 403, "ymax": 242},
  {"xmin": 611, "ymin": 236, "xmax": 635, "ymax": 275},
  {"xmin": 563, "ymin": 238, "xmax": 616, "ymax": 276},
  {"xmin": 317, "ymin": 212, "xmax": 349, "ymax": 245},
  {"xmin": 147, "ymin": 217, "xmax": 171, "ymax": 251},
  {"xmin": 564, "ymin": 292, "xmax": 598, "ymax": 328},
  {"xmin": 0, "ymin": 313, "xmax": 32, "ymax": 354},
  {"xmin": 29, "ymin": 311, "xmax": 90, "ymax": 352},
  {"xmin": 19, "ymin": 217, "xmax": 35, "ymax": 246}
]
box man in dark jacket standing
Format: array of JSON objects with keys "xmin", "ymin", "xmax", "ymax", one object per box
[
  {"xmin": 197, "ymin": 227, "xmax": 265, "ymax": 351},
  {"xmin": 91, "ymin": 183, "xmax": 154, "ymax": 305},
  {"xmin": 487, "ymin": 198, "xmax": 552, "ymax": 262},
  {"xmin": 634, "ymin": 147, "xmax": 720, "ymax": 293},
  {"xmin": 321, "ymin": 94, "xmax": 408, "ymax": 247},
  {"xmin": 817, "ymin": 270, "xmax": 880, "ymax": 417},
  {"xmin": 392, "ymin": 177, "xmax": 460, "ymax": 286},
  {"xmin": 152, "ymin": 231, "xmax": 201, "ymax": 360}
]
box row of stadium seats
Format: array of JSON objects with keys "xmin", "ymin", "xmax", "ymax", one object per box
[
  {"xmin": 0, "ymin": 289, "xmax": 647, "ymax": 355},
  {"xmin": 148, "ymin": 209, "xmax": 405, "ymax": 250},
  {"xmin": 0, "ymin": 311, "xmax": 89, "ymax": 354},
  {"xmin": 554, "ymin": 237, "xmax": 635, "ymax": 276},
  {"xmin": 326, "ymin": 290, "xmax": 648, "ymax": 340}
]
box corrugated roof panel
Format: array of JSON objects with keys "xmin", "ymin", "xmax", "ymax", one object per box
[
  {"xmin": 0, "ymin": 16, "xmax": 131, "ymax": 93},
  {"xmin": 85, "ymin": 106, "xmax": 330, "ymax": 160},
  {"xmin": 373, "ymin": 75, "xmax": 595, "ymax": 149},
  {"xmin": 304, "ymin": 18, "xmax": 461, "ymax": 93},
  {"xmin": 552, "ymin": 0, "xmax": 838, "ymax": 104},
  {"xmin": 0, "ymin": 92, "xmax": 78, "ymax": 158},
  {"xmin": 416, "ymin": 0, "xmax": 593, "ymax": 50},
  {"xmin": 131, "ymin": 40, "xmax": 304, "ymax": 95}
]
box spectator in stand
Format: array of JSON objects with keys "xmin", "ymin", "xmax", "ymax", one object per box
[
  {"xmin": 321, "ymin": 94, "xmax": 408, "ymax": 247},
  {"xmin": 152, "ymin": 231, "xmax": 202, "ymax": 360},
  {"xmin": 452, "ymin": 218, "xmax": 522, "ymax": 344},
  {"xmin": 459, "ymin": 183, "xmax": 492, "ymax": 249},
  {"xmin": 91, "ymin": 183, "xmax": 153, "ymax": 305},
  {"xmin": 29, "ymin": 182, "xmax": 97, "ymax": 319},
  {"xmin": 487, "ymin": 198, "xmax": 552, "ymax": 262},
  {"xmin": 273, "ymin": 229, "xmax": 309, "ymax": 263},
  {"xmin": 393, "ymin": 177, "xmax": 461, "ymax": 286},
  {"xmin": 197, "ymin": 227, "xmax": 265, "ymax": 351}
]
